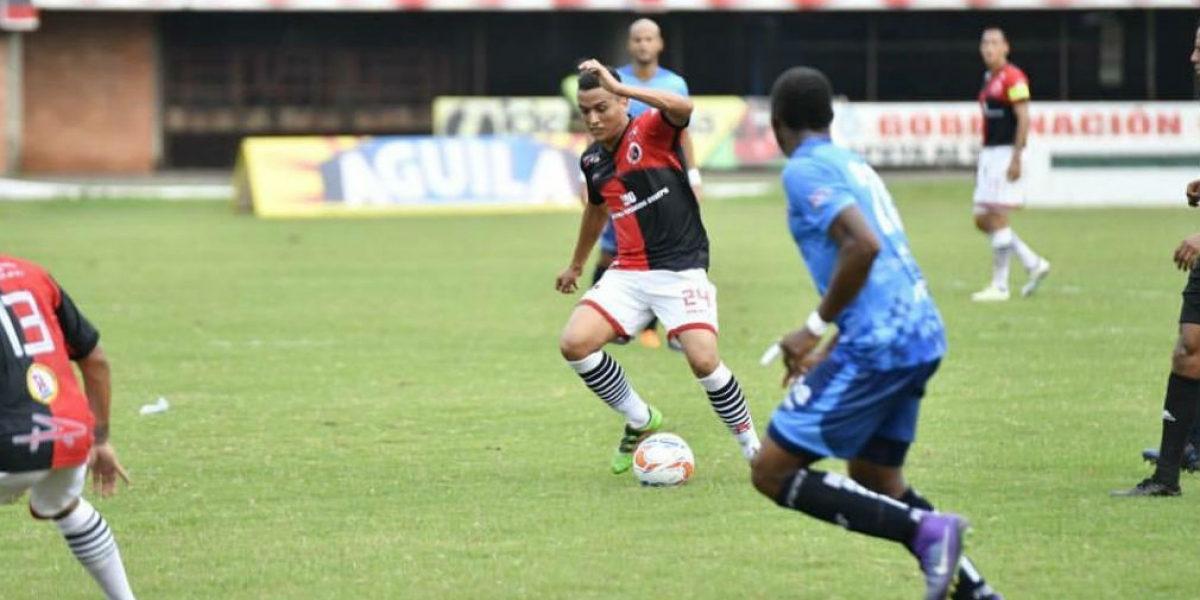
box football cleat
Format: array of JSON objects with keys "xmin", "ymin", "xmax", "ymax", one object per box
[
  {"xmin": 1141, "ymin": 444, "xmax": 1200, "ymax": 473},
  {"xmin": 1110, "ymin": 478, "xmax": 1182, "ymax": 497},
  {"xmin": 611, "ymin": 406, "xmax": 663, "ymax": 474},
  {"xmin": 970, "ymin": 285, "xmax": 1010, "ymax": 303},
  {"xmin": 1020, "ymin": 259, "xmax": 1051, "ymax": 297},
  {"xmin": 910, "ymin": 512, "xmax": 968, "ymax": 600}
]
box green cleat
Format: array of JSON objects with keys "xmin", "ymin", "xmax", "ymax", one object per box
[{"xmin": 611, "ymin": 406, "xmax": 663, "ymax": 474}]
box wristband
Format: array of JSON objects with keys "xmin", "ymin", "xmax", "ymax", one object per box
[
  {"xmin": 688, "ymin": 168, "xmax": 702, "ymax": 187},
  {"xmin": 804, "ymin": 310, "xmax": 830, "ymax": 337},
  {"xmin": 93, "ymin": 424, "xmax": 109, "ymax": 445}
]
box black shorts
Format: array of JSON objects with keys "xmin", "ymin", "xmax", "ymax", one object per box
[{"xmin": 1181, "ymin": 267, "xmax": 1200, "ymax": 324}]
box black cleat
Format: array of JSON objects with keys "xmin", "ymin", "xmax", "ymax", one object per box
[
  {"xmin": 1110, "ymin": 478, "xmax": 1182, "ymax": 497},
  {"xmin": 1141, "ymin": 444, "xmax": 1200, "ymax": 473}
]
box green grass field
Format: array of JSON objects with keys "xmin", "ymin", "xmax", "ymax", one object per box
[{"xmin": 1, "ymin": 178, "xmax": 1197, "ymax": 599}]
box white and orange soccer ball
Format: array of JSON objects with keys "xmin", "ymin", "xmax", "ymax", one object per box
[{"xmin": 633, "ymin": 433, "xmax": 695, "ymax": 487}]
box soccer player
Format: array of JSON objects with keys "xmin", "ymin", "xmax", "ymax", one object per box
[
  {"xmin": 1113, "ymin": 25, "xmax": 1200, "ymax": 496},
  {"xmin": 588, "ymin": 18, "xmax": 700, "ymax": 350},
  {"xmin": 752, "ymin": 66, "xmax": 1002, "ymax": 600},
  {"xmin": 971, "ymin": 27, "xmax": 1050, "ymax": 302},
  {"xmin": 0, "ymin": 254, "xmax": 135, "ymax": 599},
  {"xmin": 556, "ymin": 60, "xmax": 760, "ymax": 473}
]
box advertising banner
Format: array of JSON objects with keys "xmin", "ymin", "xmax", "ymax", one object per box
[{"xmin": 235, "ymin": 136, "xmax": 582, "ymax": 218}]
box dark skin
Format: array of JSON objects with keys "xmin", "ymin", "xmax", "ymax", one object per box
[
  {"xmin": 1169, "ymin": 26, "xmax": 1200, "ymax": 381},
  {"xmin": 752, "ymin": 116, "xmax": 914, "ymax": 502}
]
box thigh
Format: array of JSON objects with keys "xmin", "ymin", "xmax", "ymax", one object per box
[
  {"xmin": 0, "ymin": 470, "xmax": 48, "ymax": 505},
  {"xmin": 29, "ymin": 464, "xmax": 86, "ymax": 517},
  {"xmin": 577, "ymin": 270, "xmax": 653, "ymax": 343},
  {"xmin": 644, "ymin": 269, "xmax": 719, "ymax": 342}
]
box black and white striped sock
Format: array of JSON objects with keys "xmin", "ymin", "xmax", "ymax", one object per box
[
  {"xmin": 568, "ymin": 351, "xmax": 650, "ymax": 428},
  {"xmin": 55, "ymin": 498, "xmax": 135, "ymax": 600},
  {"xmin": 698, "ymin": 363, "xmax": 755, "ymax": 433}
]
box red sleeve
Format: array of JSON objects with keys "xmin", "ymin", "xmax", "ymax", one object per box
[
  {"xmin": 638, "ymin": 109, "xmax": 684, "ymax": 150},
  {"xmin": 1003, "ymin": 66, "xmax": 1031, "ymax": 102}
]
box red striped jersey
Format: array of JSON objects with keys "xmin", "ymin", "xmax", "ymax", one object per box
[
  {"xmin": 581, "ymin": 109, "xmax": 709, "ymax": 272},
  {"xmin": 0, "ymin": 256, "xmax": 98, "ymax": 473},
  {"xmin": 979, "ymin": 63, "xmax": 1031, "ymax": 147}
]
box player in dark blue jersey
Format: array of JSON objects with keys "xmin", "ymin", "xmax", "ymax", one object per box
[{"xmin": 750, "ymin": 67, "xmax": 1002, "ymax": 600}]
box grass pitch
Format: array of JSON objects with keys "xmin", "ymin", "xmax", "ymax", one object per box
[{"xmin": 1, "ymin": 177, "xmax": 1197, "ymax": 599}]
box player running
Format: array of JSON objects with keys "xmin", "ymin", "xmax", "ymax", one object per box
[
  {"xmin": 556, "ymin": 60, "xmax": 760, "ymax": 474},
  {"xmin": 751, "ymin": 66, "xmax": 1002, "ymax": 600},
  {"xmin": 588, "ymin": 18, "xmax": 701, "ymax": 350},
  {"xmin": 971, "ymin": 27, "xmax": 1050, "ymax": 302},
  {"xmin": 0, "ymin": 255, "xmax": 135, "ymax": 599},
  {"xmin": 1112, "ymin": 22, "xmax": 1200, "ymax": 498}
]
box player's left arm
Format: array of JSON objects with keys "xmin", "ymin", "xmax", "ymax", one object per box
[
  {"xmin": 578, "ymin": 59, "xmax": 693, "ymax": 128},
  {"xmin": 55, "ymin": 284, "xmax": 130, "ymax": 496},
  {"xmin": 675, "ymin": 78, "xmax": 703, "ymax": 198},
  {"xmin": 779, "ymin": 206, "xmax": 880, "ymax": 385},
  {"xmin": 1007, "ymin": 75, "xmax": 1031, "ymax": 182}
]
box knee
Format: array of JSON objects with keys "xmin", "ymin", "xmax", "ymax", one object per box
[
  {"xmin": 559, "ymin": 332, "xmax": 597, "ymax": 362},
  {"xmin": 750, "ymin": 461, "xmax": 789, "ymax": 501},
  {"xmin": 1174, "ymin": 346, "xmax": 1200, "ymax": 378},
  {"xmin": 973, "ymin": 216, "xmax": 989, "ymax": 233},
  {"xmin": 688, "ymin": 352, "xmax": 722, "ymax": 379}
]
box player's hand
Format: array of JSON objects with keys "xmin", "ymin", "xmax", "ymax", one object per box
[
  {"xmin": 88, "ymin": 441, "xmax": 130, "ymax": 498},
  {"xmin": 556, "ymin": 264, "xmax": 583, "ymax": 294},
  {"xmin": 1186, "ymin": 179, "xmax": 1200, "ymax": 207},
  {"xmin": 1006, "ymin": 158, "xmax": 1022, "ymax": 182},
  {"xmin": 1175, "ymin": 234, "xmax": 1200, "ymax": 271},
  {"xmin": 779, "ymin": 327, "xmax": 823, "ymax": 387},
  {"xmin": 577, "ymin": 59, "xmax": 623, "ymax": 95}
]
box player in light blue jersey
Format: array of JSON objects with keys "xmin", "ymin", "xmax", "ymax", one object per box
[
  {"xmin": 750, "ymin": 67, "xmax": 1002, "ymax": 600},
  {"xmin": 588, "ymin": 18, "xmax": 702, "ymax": 350}
]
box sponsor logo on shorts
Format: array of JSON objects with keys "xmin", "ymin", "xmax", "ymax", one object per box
[{"xmin": 26, "ymin": 364, "xmax": 58, "ymax": 405}]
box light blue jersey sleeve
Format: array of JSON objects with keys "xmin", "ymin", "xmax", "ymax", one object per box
[{"xmin": 782, "ymin": 158, "xmax": 858, "ymax": 235}]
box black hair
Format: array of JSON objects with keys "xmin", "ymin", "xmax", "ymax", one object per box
[
  {"xmin": 578, "ymin": 65, "xmax": 622, "ymax": 92},
  {"xmin": 770, "ymin": 66, "xmax": 834, "ymax": 131}
]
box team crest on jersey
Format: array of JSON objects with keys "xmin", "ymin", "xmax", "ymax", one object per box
[
  {"xmin": 808, "ymin": 187, "xmax": 831, "ymax": 208},
  {"xmin": 626, "ymin": 142, "xmax": 643, "ymax": 164},
  {"xmin": 26, "ymin": 363, "xmax": 58, "ymax": 405}
]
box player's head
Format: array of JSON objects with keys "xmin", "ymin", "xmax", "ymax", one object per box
[
  {"xmin": 769, "ymin": 66, "xmax": 835, "ymax": 156},
  {"xmin": 980, "ymin": 27, "xmax": 1010, "ymax": 70},
  {"xmin": 627, "ymin": 18, "xmax": 664, "ymax": 67},
  {"xmin": 577, "ymin": 65, "xmax": 629, "ymax": 145}
]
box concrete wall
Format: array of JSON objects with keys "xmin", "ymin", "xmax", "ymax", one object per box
[{"xmin": 21, "ymin": 13, "xmax": 155, "ymax": 174}]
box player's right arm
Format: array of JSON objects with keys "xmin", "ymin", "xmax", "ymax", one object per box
[
  {"xmin": 578, "ymin": 59, "xmax": 693, "ymax": 128},
  {"xmin": 557, "ymin": 199, "xmax": 609, "ymax": 294}
]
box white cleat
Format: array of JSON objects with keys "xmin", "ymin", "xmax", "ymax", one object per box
[
  {"xmin": 1021, "ymin": 259, "xmax": 1051, "ymax": 298},
  {"xmin": 971, "ymin": 285, "xmax": 1011, "ymax": 302}
]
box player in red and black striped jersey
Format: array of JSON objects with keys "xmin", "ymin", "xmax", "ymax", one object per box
[
  {"xmin": 556, "ymin": 60, "xmax": 760, "ymax": 474},
  {"xmin": 0, "ymin": 255, "xmax": 135, "ymax": 599},
  {"xmin": 970, "ymin": 27, "xmax": 1050, "ymax": 303}
]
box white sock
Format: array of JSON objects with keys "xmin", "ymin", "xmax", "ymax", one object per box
[
  {"xmin": 55, "ymin": 499, "xmax": 135, "ymax": 600},
  {"xmin": 697, "ymin": 363, "xmax": 760, "ymax": 456},
  {"xmin": 568, "ymin": 351, "xmax": 651, "ymax": 429},
  {"xmin": 989, "ymin": 227, "xmax": 1013, "ymax": 290},
  {"xmin": 1010, "ymin": 231, "xmax": 1042, "ymax": 273}
]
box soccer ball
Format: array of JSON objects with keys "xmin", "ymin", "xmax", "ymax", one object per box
[{"xmin": 633, "ymin": 433, "xmax": 695, "ymax": 487}]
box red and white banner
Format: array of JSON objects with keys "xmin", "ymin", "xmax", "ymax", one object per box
[{"xmin": 29, "ymin": 0, "xmax": 1200, "ymax": 10}]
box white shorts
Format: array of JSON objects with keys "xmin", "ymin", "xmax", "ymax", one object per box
[
  {"xmin": 580, "ymin": 268, "xmax": 719, "ymax": 343},
  {"xmin": 973, "ymin": 145, "xmax": 1027, "ymax": 213},
  {"xmin": 0, "ymin": 464, "xmax": 86, "ymax": 516}
]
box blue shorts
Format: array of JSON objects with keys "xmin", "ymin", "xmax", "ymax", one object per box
[
  {"xmin": 599, "ymin": 219, "xmax": 617, "ymax": 255},
  {"xmin": 767, "ymin": 355, "xmax": 941, "ymax": 466}
]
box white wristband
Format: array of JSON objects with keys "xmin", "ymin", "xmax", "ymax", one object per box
[
  {"xmin": 804, "ymin": 310, "xmax": 830, "ymax": 337},
  {"xmin": 688, "ymin": 168, "xmax": 702, "ymax": 187}
]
